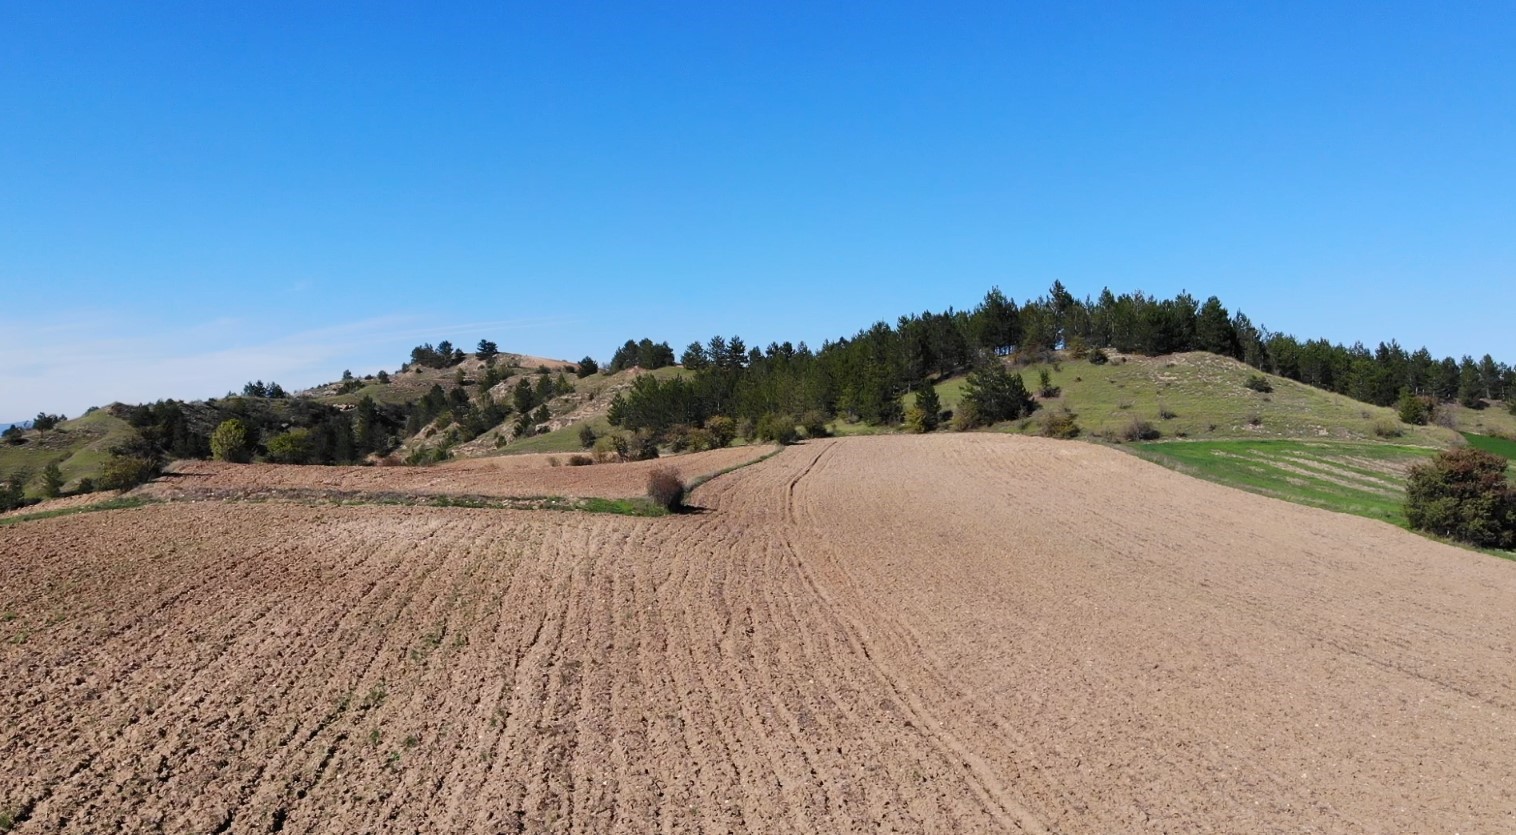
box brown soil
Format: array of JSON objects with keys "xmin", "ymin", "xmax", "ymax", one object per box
[
  {"xmin": 3, "ymin": 434, "xmax": 1514, "ymax": 832},
  {"xmin": 141, "ymin": 445, "xmax": 772, "ymax": 503}
]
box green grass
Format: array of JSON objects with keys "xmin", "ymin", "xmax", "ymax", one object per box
[
  {"xmin": 1462, "ymin": 432, "xmax": 1516, "ymax": 462},
  {"xmin": 0, "ymin": 496, "xmax": 154, "ymax": 527},
  {"xmin": 1129, "ymin": 439, "xmax": 1436, "ymax": 527}
]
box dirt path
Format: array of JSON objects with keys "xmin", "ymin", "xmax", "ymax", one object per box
[{"xmin": 3, "ymin": 434, "xmax": 1514, "ymax": 832}]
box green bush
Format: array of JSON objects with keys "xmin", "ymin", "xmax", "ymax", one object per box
[
  {"xmin": 705, "ymin": 415, "xmax": 736, "ymax": 448},
  {"xmin": 40, "ymin": 462, "xmax": 65, "ymax": 498},
  {"xmin": 1040, "ymin": 411, "xmax": 1081, "ymax": 439},
  {"xmin": 578, "ymin": 424, "xmax": 598, "ymax": 449},
  {"xmin": 1405, "ymin": 447, "xmax": 1515, "ymax": 548},
  {"xmin": 1244, "ymin": 374, "xmax": 1273, "ymax": 394},
  {"xmin": 800, "ymin": 410, "xmax": 830, "ymax": 439},
  {"xmin": 210, "ymin": 419, "xmax": 252, "ymax": 463},
  {"xmin": 757, "ymin": 413, "xmax": 799, "ymax": 445},
  {"xmin": 266, "ymin": 428, "xmax": 315, "ymax": 464},
  {"xmin": 99, "ymin": 455, "xmax": 158, "ymax": 491}
]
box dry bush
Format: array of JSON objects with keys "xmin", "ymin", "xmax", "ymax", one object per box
[
  {"xmin": 1372, "ymin": 419, "xmax": 1403, "ymax": 439},
  {"xmin": 1157, "ymin": 405, "xmax": 1177, "ymax": 420},
  {"xmin": 567, "ymin": 454, "xmax": 594, "ymax": 466},
  {"xmin": 547, "ymin": 456, "xmax": 562, "ymax": 467},
  {"xmin": 1120, "ymin": 418, "xmax": 1160, "ymax": 442},
  {"xmin": 646, "ymin": 466, "xmax": 686, "ymax": 512}
]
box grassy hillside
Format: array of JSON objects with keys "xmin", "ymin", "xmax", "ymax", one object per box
[
  {"xmin": 0, "ymin": 410, "xmax": 137, "ymax": 495},
  {"xmin": 922, "ymin": 351, "xmax": 1459, "ymax": 446}
]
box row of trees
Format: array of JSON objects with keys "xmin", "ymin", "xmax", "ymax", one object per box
[{"xmin": 607, "ymin": 283, "xmax": 1512, "ymax": 444}]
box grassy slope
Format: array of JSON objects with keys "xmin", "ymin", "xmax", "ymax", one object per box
[
  {"xmin": 0, "ymin": 410, "xmax": 137, "ymax": 496},
  {"xmin": 471, "ymin": 366, "xmax": 690, "ymax": 456}
]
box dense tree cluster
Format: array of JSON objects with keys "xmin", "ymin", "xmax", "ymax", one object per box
[
  {"xmin": 607, "ymin": 338, "xmax": 676, "ymax": 373},
  {"xmin": 409, "ymin": 340, "xmax": 466, "ymax": 370},
  {"xmin": 120, "ymin": 395, "xmax": 407, "ymax": 466},
  {"xmin": 241, "ymin": 381, "xmax": 288, "ymax": 398}
]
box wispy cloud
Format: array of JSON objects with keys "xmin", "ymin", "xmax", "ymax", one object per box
[{"xmin": 0, "ymin": 312, "xmax": 579, "ymax": 420}]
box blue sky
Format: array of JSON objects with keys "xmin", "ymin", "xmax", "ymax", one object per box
[{"xmin": 3, "ymin": 2, "xmax": 1513, "ymax": 418}]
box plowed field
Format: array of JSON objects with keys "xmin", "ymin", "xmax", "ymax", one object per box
[{"xmin": 3, "ymin": 434, "xmax": 1514, "ymax": 833}]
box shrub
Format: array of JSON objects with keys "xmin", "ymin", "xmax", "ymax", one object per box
[
  {"xmin": 577, "ymin": 356, "xmax": 599, "ymax": 378},
  {"xmin": 646, "ymin": 466, "xmax": 686, "ymax": 512},
  {"xmin": 593, "ymin": 434, "xmax": 628, "ymax": 463},
  {"xmin": 210, "ymin": 419, "xmax": 252, "ymax": 463},
  {"xmin": 99, "ymin": 455, "xmax": 158, "ymax": 490},
  {"xmin": 1247, "ymin": 412, "xmax": 1263, "ymax": 427},
  {"xmin": 578, "ymin": 424, "xmax": 598, "ymax": 449},
  {"xmin": 904, "ymin": 405, "xmax": 931, "ymax": 434},
  {"xmin": 1037, "ymin": 369, "xmax": 1060, "ymax": 399},
  {"xmin": 1120, "ymin": 418, "xmax": 1160, "ymax": 442},
  {"xmin": 76, "ymin": 477, "xmax": 95, "ymax": 494},
  {"xmin": 736, "ymin": 417, "xmax": 757, "ymax": 442},
  {"xmin": 686, "ymin": 427, "xmax": 716, "ymax": 452},
  {"xmin": 665, "ymin": 424, "xmax": 693, "ymax": 453},
  {"xmin": 1372, "ymin": 418, "xmax": 1403, "ymax": 439},
  {"xmin": 1397, "ymin": 390, "xmax": 1430, "ymax": 425},
  {"xmin": 757, "ymin": 413, "xmax": 799, "ymax": 445},
  {"xmin": 1405, "ymin": 447, "xmax": 1515, "ymax": 548},
  {"xmin": 1244, "ymin": 374, "xmax": 1273, "ymax": 393},
  {"xmin": 1157, "ymin": 405, "xmax": 1177, "ymax": 420},
  {"xmin": 950, "ymin": 401, "xmax": 982, "ymax": 432},
  {"xmin": 547, "ymin": 456, "xmax": 561, "ymax": 467},
  {"xmin": 567, "ymin": 454, "xmax": 594, "ymax": 466},
  {"xmin": 1040, "ymin": 411, "xmax": 1081, "ymax": 439},
  {"xmin": 632, "ymin": 430, "xmax": 660, "ymax": 461},
  {"xmin": 266, "ymin": 428, "xmax": 315, "ymax": 464},
  {"xmin": 0, "ymin": 471, "xmax": 27, "ymax": 512},
  {"xmin": 1088, "ymin": 348, "xmax": 1109, "ymax": 365},
  {"xmin": 705, "ymin": 415, "xmax": 736, "ymax": 448},
  {"xmin": 799, "ymin": 410, "xmax": 830, "ymax": 439},
  {"xmin": 40, "ymin": 462, "xmax": 65, "ymax": 498}
]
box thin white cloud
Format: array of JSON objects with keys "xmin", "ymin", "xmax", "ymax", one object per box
[{"xmin": 0, "ymin": 312, "xmax": 579, "ymax": 420}]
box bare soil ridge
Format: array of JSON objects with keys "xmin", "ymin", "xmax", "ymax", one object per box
[{"xmin": 3, "ymin": 435, "xmax": 1514, "ymax": 832}]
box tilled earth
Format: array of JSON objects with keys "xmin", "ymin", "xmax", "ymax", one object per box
[{"xmin": 2, "ymin": 434, "xmax": 1514, "ymax": 833}]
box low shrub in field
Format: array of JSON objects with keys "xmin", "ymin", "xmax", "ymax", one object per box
[
  {"xmin": 1244, "ymin": 374, "xmax": 1273, "ymax": 393},
  {"xmin": 1372, "ymin": 419, "xmax": 1403, "ymax": 439},
  {"xmin": 800, "ymin": 410, "xmax": 830, "ymax": 439},
  {"xmin": 1120, "ymin": 418, "xmax": 1160, "ymax": 442},
  {"xmin": 1405, "ymin": 447, "xmax": 1515, "ymax": 549},
  {"xmin": 1157, "ymin": 405, "xmax": 1177, "ymax": 420},
  {"xmin": 567, "ymin": 454, "xmax": 593, "ymax": 466},
  {"xmin": 646, "ymin": 466, "xmax": 686, "ymax": 512},
  {"xmin": 1040, "ymin": 411, "xmax": 1081, "ymax": 439}
]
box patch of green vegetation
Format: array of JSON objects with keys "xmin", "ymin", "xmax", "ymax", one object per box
[
  {"xmin": 1462, "ymin": 432, "xmax": 1516, "ymax": 463},
  {"xmin": 1129, "ymin": 439, "xmax": 1436, "ymax": 527},
  {"xmin": 503, "ymin": 415, "xmax": 616, "ymax": 455},
  {"xmin": 563, "ymin": 497, "xmax": 668, "ymax": 517},
  {"xmin": 0, "ymin": 496, "xmax": 153, "ymax": 527}
]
